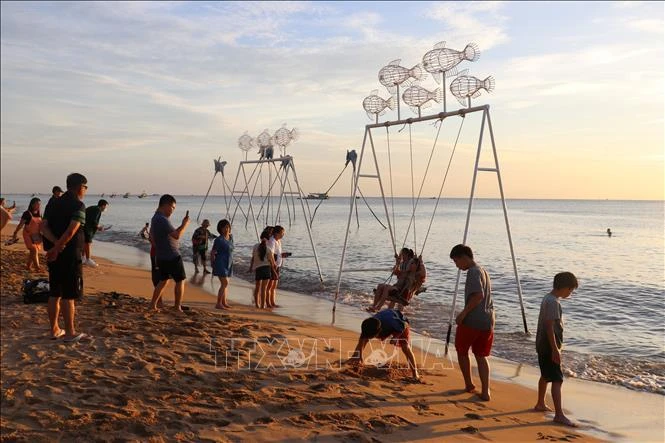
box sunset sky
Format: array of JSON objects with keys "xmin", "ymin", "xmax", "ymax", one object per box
[{"xmin": 1, "ymin": 1, "xmax": 663, "ymax": 200}]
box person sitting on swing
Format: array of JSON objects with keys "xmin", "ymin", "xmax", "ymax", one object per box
[{"xmin": 367, "ymin": 248, "xmax": 426, "ymax": 312}]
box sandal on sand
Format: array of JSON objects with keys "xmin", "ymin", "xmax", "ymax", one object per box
[
  {"xmin": 50, "ymin": 330, "xmax": 65, "ymax": 340},
  {"xmin": 64, "ymin": 333, "xmax": 92, "ymax": 343}
]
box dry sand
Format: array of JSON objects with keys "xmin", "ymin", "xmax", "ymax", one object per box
[{"xmin": 0, "ymin": 225, "xmax": 599, "ymax": 442}]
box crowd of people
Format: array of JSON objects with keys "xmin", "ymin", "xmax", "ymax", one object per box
[{"xmin": 1, "ymin": 175, "xmax": 579, "ymax": 427}]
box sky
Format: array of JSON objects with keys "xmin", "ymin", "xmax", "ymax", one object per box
[{"xmin": 1, "ymin": 1, "xmax": 663, "ymax": 200}]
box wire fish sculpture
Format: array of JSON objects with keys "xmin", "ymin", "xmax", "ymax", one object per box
[
  {"xmin": 273, "ymin": 124, "xmax": 298, "ymax": 155},
  {"xmin": 450, "ymin": 70, "xmax": 495, "ymax": 107},
  {"xmin": 423, "ymin": 42, "xmax": 480, "ymax": 82},
  {"xmin": 238, "ymin": 132, "xmax": 255, "ymax": 152},
  {"xmin": 378, "ymin": 59, "xmax": 425, "ymax": 93},
  {"xmin": 362, "ymin": 89, "xmax": 395, "ymax": 121},
  {"xmin": 256, "ymin": 129, "xmax": 274, "ymax": 160},
  {"xmin": 402, "ymin": 80, "xmax": 443, "ymax": 116}
]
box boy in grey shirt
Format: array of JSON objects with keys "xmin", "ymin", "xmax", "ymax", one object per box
[
  {"xmin": 534, "ymin": 271, "xmax": 578, "ymax": 427},
  {"xmin": 449, "ymin": 244, "xmax": 494, "ymax": 401}
]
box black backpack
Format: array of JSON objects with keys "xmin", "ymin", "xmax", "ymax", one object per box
[{"xmin": 23, "ymin": 278, "xmax": 50, "ymax": 304}]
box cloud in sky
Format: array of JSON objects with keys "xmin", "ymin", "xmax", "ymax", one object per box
[{"xmin": 1, "ymin": 1, "xmax": 663, "ymax": 200}]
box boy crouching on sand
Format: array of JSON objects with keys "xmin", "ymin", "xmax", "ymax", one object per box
[
  {"xmin": 347, "ymin": 309, "xmax": 420, "ymax": 381},
  {"xmin": 534, "ymin": 271, "xmax": 578, "ymax": 427}
]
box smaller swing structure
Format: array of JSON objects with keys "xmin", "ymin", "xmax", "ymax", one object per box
[
  {"xmin": 333, "ymin": 42, "xmax": 528, "ymax": 356},
  {"xmin": 228, "ymin": 126, "xmax": 325, "ymax": 286}
]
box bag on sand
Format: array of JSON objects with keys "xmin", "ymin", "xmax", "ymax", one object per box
[{"xmin": 23, "ymin": 278, "xmax": 50, "ymax": 304}]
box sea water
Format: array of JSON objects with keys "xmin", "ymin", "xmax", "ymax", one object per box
[{"xmin": 5, "ymin": 194, "xmax": 664, "ymax": 395}]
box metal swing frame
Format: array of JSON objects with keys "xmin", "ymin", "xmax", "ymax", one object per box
[
  {"xmin": 332, "ymin": 105, "xmax": 528, "ymax": 349},
  {"xmin": 228, "ymin": 156, "xmax": 325, "ymax": 286}
]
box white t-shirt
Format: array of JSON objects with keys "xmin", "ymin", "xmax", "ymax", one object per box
[
  {"xmin": 252, "ymin": 243, "xmax": 272, "ymax": 268},
  {"xmin": 266, "ymin": 237, "xmax": 282, "ymax": 267}
]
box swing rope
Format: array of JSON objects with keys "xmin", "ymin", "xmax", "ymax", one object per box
[
  {"xmin": 409, "ymin": 123, "xmax": 417, "ymax": 254},
  {"xmin": 420, "ymin": 115, "xmax": 466, "ymax": 257},
  {"xmin": 386, "ymin": 126, "xmax": 396, "ymax": 251},
  {"xmin": 310, "ymin": 163, "xmax": 349, "ymax": 226},
  {"xmin": 398, "ymin": 116, "xmax": 445, "ymax": 254}
]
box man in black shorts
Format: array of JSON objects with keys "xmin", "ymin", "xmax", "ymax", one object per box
[
  {"xmin": 41, "ymin": 173, "xmax": 89, "ymax": 342},
  {"xmin": 83, "ymin": 199, "xmax": 109, "ymax": 267},
  {"xmin": 148, "ymin": 194, "xmax": 190, "ymax": 312}
]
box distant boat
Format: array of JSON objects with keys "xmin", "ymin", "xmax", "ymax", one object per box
[
  {"xmin": 101, "ymin": 193, "xmax": 105, "ymax": 197},
  {"xmin": 302, "ymin": 192, "xmax": 329, "ymax": 200},
  {"xmin": 137, "ymin": 191, "xmax": 148, "ymax": 198},
  {"xmin": 123, "ymin": 192, "xmax": 130, "ymax": 199},
  {"xmin": 110, "ymin": 193, "xmax": 117, "ymax": 198}
]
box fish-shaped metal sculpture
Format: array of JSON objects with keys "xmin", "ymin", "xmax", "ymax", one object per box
[
  {"xmin": 378, "ymin": 59, "xmax": 425, "ymax": 93},
  {"xmin": 273, "ymin": 124, "xmax": 298, "ymax": 151},
  {"xmin": 362, "ymin": 89, "xmax": 395, "ymax": 121},
  {"xmin": 238, "ymin": 132, "xmax": 255, "ymax": 152},
  {"xmin": 402, "ymin": 81, "xmax": 443, "ymax": 116},
  {"xmin": 423, "ymin": 42, "xmax": 480, "ymax": 82},
  {"xmin": 256, "ymin": 129, "xmax": 274, "ymax": 159},
  {"xmin": 450, "ymin": 71, "xmax": 495, "ymax": 106}
]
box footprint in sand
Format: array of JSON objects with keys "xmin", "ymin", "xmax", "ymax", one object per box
[{"xmin": 464, "ymin": 412, "xmax": 483, "ymax": 420}]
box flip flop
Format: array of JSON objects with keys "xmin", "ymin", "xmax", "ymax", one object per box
[
  {"xmin": 64, "ymin": 333, "xmax": 92, "ymax": 343},
  {"xmin": 50, "ymin": 330, "xmax": 65, "ymax": 340}
]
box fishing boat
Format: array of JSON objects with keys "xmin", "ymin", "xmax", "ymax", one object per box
[
  {"xmin": 138, "ymin": 191, "xmax": 148, "ymax": 198},
  {"xmin": 123, "ymin": 192, "xmax": 130, "ymax": 199},
  {"xmin": 302, "ymin": 192, "xmax": 329, "ymax": 200}
]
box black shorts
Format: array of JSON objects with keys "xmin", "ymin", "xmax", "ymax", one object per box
[
  {"xmin": 538, "ymin": 351, "xmax": 564, "ymax": 383},
  {"xmin": 84, "ymin": 229, "xmax": 95, "ymax": 243},
  {"xmin": 156, "ymin": 256, "xmax": 186, "ymax": 282},
  {"xmin": 255, "ymin": 266, "xmax": 271, "ymax": 281},
  {"xmin": 150, "ymin": 255, "xmax": 160, "ymax": 287},
  {"xmin": 270, "ymin": 266, "xmax": 280, "ymax": 281},
  {"xmin": 48, "ymin": 253, "xmax": 83, "ymax": 300},
  {"xmin": 193, "ymin": 248, "xmax": 206, "ymax": 262}
]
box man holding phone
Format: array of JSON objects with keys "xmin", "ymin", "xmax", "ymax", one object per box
[{"xmin": 149, "ymin": 194, "xmax": 190, "ymax": 312}]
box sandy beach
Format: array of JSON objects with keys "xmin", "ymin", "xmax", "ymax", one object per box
[{"xmin": 0, "ymin": 223, "xmax": 606, "ymax": 442}]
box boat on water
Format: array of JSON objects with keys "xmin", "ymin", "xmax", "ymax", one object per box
[
  {"xmin": 109, "ymin": 193, "xmax": 117, "ymax": 198},
  {"xmin": 137, "ymin": 191, "xmax": 148, "ymax": 198},
  {"xmin": 123, "ymin": 192, "xmax": 130, "ymax": 199},
  {"xmin": 302, "ymin": 192, "xmax": 329, "ymax": 200}
]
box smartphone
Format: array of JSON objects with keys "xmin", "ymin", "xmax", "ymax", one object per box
[{"xmin": 185, "ymin": 210, "xmax": 190, "ymax": 218}]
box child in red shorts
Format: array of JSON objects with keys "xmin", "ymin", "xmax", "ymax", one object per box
[{"xmin": 450, "ymin": 244, "xmax": 494, "ymax": 401}]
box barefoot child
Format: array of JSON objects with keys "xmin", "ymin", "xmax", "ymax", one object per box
[
  {"xmin": 248, "ymin": 227, "xmax": 276, "ymax": 309},
  {"xmin": 450, "ymin": 244, "xmax": 494, "ymax": 401},
  {"xmin": 347, "ymin": 309, "xmax": 420, "ymax": 381},
  {"xmin": 534, "ymin": 271, "xmax": 578, "ymax": 427}
]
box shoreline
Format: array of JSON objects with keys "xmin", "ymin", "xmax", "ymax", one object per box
[
  {"xmin": 0, "ymin": 226, "xmax": 662, "ymax": 441},
  {"xmin": 92, "ymin": 240, "xmax": 661, "ymax": 442}
]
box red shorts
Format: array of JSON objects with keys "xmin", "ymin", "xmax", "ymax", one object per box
[{"xmin": 455, "ymin": 324, "xmax": 493, "ymax": 357}]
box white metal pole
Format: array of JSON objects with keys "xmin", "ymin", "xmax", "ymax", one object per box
[
  {"xmin": 241, "ymin": 163, "xmax": 260, "ymax": 240},
  {"xmin": 486, "ymin": 109, "xmax": 528, "ymax": 334},
  {"xmin": 445, "ymin": 108, "xmax": 487, "ymax": 355},
  {"xmin": 333, "ymin": 128, "xmax": 369, "ymax": 323},
  {"xmin": 367, "ymin": 128, "xmax": 397, "ymax": 255},
  {"xmin": 289, "ymin": 159, "xmax": 324, "ymax": 287}
]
